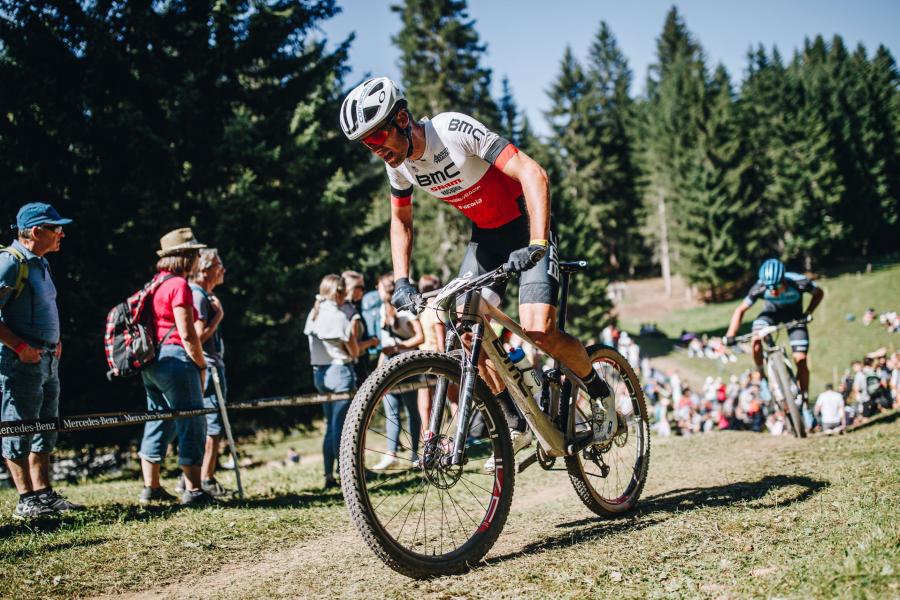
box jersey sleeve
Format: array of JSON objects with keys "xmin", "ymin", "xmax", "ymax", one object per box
[
  {"xmin": 192, "ymin": 287, "xmax": 210, "ymax": 323},
  {"xmin": 0, "ymin": 253, "xmax": 20, "ymax": 309},
  {"xmin": 742, "ymin": 281, "xmax": 766, "ymax": 307},
  {"xmin": 387, "ymin": 165, "xmax": 413, "ymax": 208},
  {"xmin": 433, "ymin": 112, "xmax": 519, "ymax": 169},
  {"xmin": 785, "ymin": 272, "xmax": 816, "ymax": 293}
]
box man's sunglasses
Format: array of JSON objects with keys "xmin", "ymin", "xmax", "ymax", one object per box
[
  {"xmin": 362, "ymin": 113, "xmax": 399, "ymax": 146},
  {"xmin": 39, "ymin": 224, "xmax": 63, "ymax": 233}
]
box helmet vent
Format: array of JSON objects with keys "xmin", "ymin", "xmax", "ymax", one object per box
[
  {"xmin": 369, "ymin": 81, "xmax": 384, "ymax": 95},
  {"xmin": 363, "ymin": 106, "xmax": 379, "ymax": 121}
]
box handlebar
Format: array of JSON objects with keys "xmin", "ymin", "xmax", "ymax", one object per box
[
  {"xmin": 411, "ymin": 264, "xmax": 514, "ymax": 315},
  {"xmin": 727, "ymin": 315, "xmax": 813, "ymax": 346}
]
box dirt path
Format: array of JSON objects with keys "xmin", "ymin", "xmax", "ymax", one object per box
[{"xmin": 108, "ymin": 429, "xmax": 799, "ymax": 600}]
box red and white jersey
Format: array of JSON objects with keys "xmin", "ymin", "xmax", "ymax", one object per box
[{"xmin": 387, "ymin": 112, "xmax": 523, "ymax": 229}]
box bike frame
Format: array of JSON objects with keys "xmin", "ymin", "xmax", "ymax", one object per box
[
  {"xmin": 424, "ymin": 264, "xmax": 589, "ymax": 464},
  {"xmin": 736, "ymin": 319, "xmax": 806, "ymax": 435}
]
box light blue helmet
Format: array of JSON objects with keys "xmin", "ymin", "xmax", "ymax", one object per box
[{"xmin": 759, "ymin": 258, "xmax": 785, "ymax": 288}]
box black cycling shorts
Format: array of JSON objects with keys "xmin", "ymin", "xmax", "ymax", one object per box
[
  {"xmin": 752, "ymin": 313, "xmax": 809, "ymax": 353},
  {"xmin": 458, "ymin": 213, "xmax": 560, "ymax": 307}
]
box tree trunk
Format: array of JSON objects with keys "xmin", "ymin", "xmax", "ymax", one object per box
[{"xmin": 658, "ymin": 190, "xmax": 672, "ymax": 298}]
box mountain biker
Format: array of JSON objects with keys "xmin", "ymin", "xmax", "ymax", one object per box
[
  {"xmin": 339, "ymin": 77, "xmax": 616, "ymax": 457},
  {"xmin": 723, "ymin": 258, "xmax": 825, "ymax": 401}
]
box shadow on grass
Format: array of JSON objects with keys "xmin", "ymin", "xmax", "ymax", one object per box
[
  {"xmin": 846, "ymin": 409, "xmax": 899, "ymax": 433},
  {"xmin": 488, "ymin": 474, "xmax": 827, "ymax": 564}
]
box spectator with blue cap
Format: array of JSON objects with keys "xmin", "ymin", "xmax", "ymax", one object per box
[{"xmin": 0, "ymin": 201, "xmax": 83, "ymax": 518}]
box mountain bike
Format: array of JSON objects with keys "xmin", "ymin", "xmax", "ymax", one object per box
[
  {"xmin": 728, "ymin": 317, "xmax": 810, "ymax": 438},
  {"xmin": 339, "ymin": 260, "xmax": 650, "ymax": 578}
]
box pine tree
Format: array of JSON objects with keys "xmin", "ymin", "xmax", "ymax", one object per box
[
  {"xmin": 765, "ymin": 51, "xmax": 845, "ymax": 267},
  {"xmin": 677, "ymin": 65, "xmax": 758, "ymax": 299},
  {"xmin": 638, "ymin": 7, "xmax": 708, "ymax": 293}
]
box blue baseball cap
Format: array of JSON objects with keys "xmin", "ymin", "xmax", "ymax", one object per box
[{"xmin": 13, "ymin": 202, "xmax": 73, "ymax": 230}]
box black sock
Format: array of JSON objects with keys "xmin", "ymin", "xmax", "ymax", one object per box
[
  {"xmin": 33, "ymin": 487, "xmax": 51, "ymax": 496},
  {"xmin": 581, "ymin": 369, "xmax": 611, "ymax": 400},
  {"xmin": 20, "ymin": 491, "xmax": 36, "ymax": 501},
  {"xmin": 202, "ymin": 479, "xmax": 216, "ymax": 486},
  {"xmin": 496, "ymin": 389, "xmax": 525, "ymax": 432}
]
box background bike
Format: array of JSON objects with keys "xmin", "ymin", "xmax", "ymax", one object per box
[
  {"xmin": 728, "ymin": 317, "xmax": 811, "ymax": 438},
  {"xmin": 340, "ymin": 260, "xmax": 650, "ymax": 578}
]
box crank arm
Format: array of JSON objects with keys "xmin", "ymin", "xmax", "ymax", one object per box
[{"xmin": 517, "ymin": 451, "xmax": 539, "ymax": 474}]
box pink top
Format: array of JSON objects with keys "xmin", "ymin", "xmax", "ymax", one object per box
[{"xmin": 152, "ymin": 272, "xmax": 197, "ymax": 346}]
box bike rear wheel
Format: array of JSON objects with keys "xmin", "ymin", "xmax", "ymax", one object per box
[
  {"xmin": 565, "ymin": 345, "xmax": 650, "ymax": 517},
  {"xmin": 340, "ymin": 351, "xmax": 514, "ymax": 578}
]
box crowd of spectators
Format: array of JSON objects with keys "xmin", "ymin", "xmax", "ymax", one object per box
[
  {"xmin": 859, "ymin": 307, "xmax": 900, "ymax": 333},
  {"xmin": 643, "ymin": 349, "xmax": 899, "ymax": 437}
]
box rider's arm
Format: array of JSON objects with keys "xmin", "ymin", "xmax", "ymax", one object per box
[
  {"xmin": 390, "ymin": 203, "xmax": 414, "ymax": 280},
  {"xmin": 725, "ymin": 302, "xmax": 750, "ymax": 338},
  {"xmin": 499, "ymin": 150, "xmax": 550, "ymax": 241},
  {"xmin": 805, "ymin": 286, "xmax": 824, "ymax": 315}
]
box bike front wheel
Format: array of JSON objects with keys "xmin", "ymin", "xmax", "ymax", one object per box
[
  {"xmin": 770, "ymin": 359, "xmax": 807, "ymax": 438},
  {"xmin": 340, "ymin": 351, "xmax": 515, "ymax": 578},
  {"xmin": 565, "ymin": 344, "xmax": 650, "ymax": 517}
]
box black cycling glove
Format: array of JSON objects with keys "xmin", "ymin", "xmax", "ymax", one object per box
[
  {"xmin": 505, "ymin": 244, "xmax": 547, "ymax": 274},
  {"xmin": 391, "ymin": 277, "xmax": 421, "ymax": 313}
]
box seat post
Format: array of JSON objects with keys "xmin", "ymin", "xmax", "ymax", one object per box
[{"xmin": 557, "ymin": 270, "xmax": 571, "ymax": 333}]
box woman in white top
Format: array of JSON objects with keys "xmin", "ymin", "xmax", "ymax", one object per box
[
  {"xmin": 373, "ymin": 274, "xmax": 424, "ymax": 471},
  {"xmin": 304, "ymin": 274, "xmax": 359, "ymax": 488}
]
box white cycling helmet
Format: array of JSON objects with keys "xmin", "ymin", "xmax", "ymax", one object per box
[{"xmin": 339, "ymin": 77, "xmax": 407, "ymax": 141}]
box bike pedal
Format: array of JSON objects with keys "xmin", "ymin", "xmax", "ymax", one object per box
[{"xmin": 517, "ymin": 451, "xmax": 539, "ymax": 474}]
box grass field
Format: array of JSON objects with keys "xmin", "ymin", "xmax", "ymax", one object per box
[
  {"xmin": 0, "ymin": 411, "xmax": 897, "ymax": 599},
  {"xmin": 619, "ymin": 261, "xmax": 900, "ymax": 390}
]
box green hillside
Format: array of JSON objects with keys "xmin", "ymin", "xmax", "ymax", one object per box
[{"xmin": 620, "ymin": 261, "xmax": 900, "ymax": 391}]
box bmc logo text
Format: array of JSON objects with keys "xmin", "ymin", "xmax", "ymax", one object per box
[
  {"xmin": 448, "ymin": 118, "xmax": 484, "ymax": 142},
  {"xmin": 415, "ymin": 164, "xmax": 461, "ymax": 187}
]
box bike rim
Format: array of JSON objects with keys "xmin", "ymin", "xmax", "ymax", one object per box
[
  {"xmin": 572, "ymin": 353, "xmax": 648, "ymax": 506},
  {"xmin": 356, "ymin": 364, "xmax": 507, "ymax": 561}
]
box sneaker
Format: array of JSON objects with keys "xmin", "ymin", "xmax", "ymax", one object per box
[
  {"xmin": 175, "ymin": 474, "xmax": 185, "ymax": 494},
  {"xmin": 324, "ymin": 477, "xmax": 340, "ymax": 490},
  {"xmin": 138, "ymin": 486, "xmax": 178, "ymax": 505},
  {"xmin": 180, "ymin": 489, "xmax": 215, "ymax": 506},
  {"xmin": 13, "ymin": 495, "xmax": 56, "ymax": 519},
  {"xmin": 372, "ymin": 454, "xmax": 399, "ymax": 471},
  {"xmin": 485, "ymin": 429, "xmax": 533, "ymax": 474},
  {"xmin": 200, "ymin": 478, "xmax": 232, "ymax": 498},
  {"xmin": 37, "ymin": 489, "xmax": 85, "ymax": 512}
]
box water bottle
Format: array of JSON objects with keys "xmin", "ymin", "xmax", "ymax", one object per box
[{"xmin": 508, "ymin": 347, "xmax": 542, "ymax": 399}]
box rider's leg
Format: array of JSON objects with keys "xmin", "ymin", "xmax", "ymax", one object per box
[
  {"xmin": 752, "ymin": 339, "xmax": 764, "ymax": 376},
  {"xmin": 793, "ymin": 352, "xmax": 809, "ymax": 396},
  {"xmin": 519, "ymin": 303, "xmax": 609, "ymax": 400},
  {"xmin": 460, "ymin": 330, "xmax": 525, "ymax": 433}
]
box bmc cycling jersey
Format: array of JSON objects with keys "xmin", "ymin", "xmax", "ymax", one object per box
[
  {"xmin": 742, "ymin": 272, "xmax": 817, "ymax": 322},
  {"xmin": 387, "ymin": 112, "xmax": 524, "ymax": 229}
]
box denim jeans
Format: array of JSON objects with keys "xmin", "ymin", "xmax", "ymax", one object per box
[
  {"xmin": 313, "ymin": 364, "xmax": 355, "ymax": 480},
  {"xmin": 384, "ymin": 391, "xmax": 420, "ymax": 457},
  {"xmin": 139, "ymin": 345, "xmax": 206, "ymax": 466},
  {"xmin": 202, "ymin": 363, "xmax": 227, "ymax": 437},
  {"xmin": 0, "ymin": 346, "xmax": 59, "ymax": 459}
]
